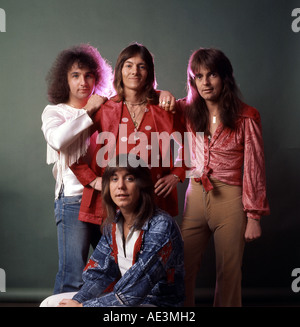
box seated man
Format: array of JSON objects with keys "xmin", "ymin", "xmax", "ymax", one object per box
[{"xmin": 40, "ymin": 154, "xmax": 184, "ymax": 307}]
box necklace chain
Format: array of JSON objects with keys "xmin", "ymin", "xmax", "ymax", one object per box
[
  {"xmin": 124, "ymin": 100, "xmax": 148, "ymax": 129},
  {"xmin": 123, "ymin": 217, "xmax": 135, "ymax": 229},
  {"xmin": 124, "ymin": 99, "xmax": 147, "ymax": 106}
]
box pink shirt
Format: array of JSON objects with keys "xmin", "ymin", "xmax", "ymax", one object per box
[{"xmin": 179, "ymin": 100, "xmax": 270, "ymax": 219}]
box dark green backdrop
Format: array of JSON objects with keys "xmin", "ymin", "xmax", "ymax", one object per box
[{"xmin": 0, "ymin": 0, "xmax": 299, "ymax": 305}]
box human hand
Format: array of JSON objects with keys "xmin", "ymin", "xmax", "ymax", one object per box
[
  {"xmin": 89, "ymin": 177, "xmax": 102, "ymax": 191},
  {"xmin": 244, "ymin": 218, "xmax": 262, "ymax": 242},
  {"xmin": 154, "ymin": 174, "xmax": 179, "ymax": 198},
  {"xmin": 57, "ymin": 299, "xmax": 83, "ymax": 307},
  {"xmin": 84, "ymin": 94, "xmax": 107, "ymax": 116},
  {"xmin": 158, "ymin": 91, "xmax": 176, "ymax": 114}
]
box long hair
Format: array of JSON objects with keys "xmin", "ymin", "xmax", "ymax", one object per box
[
  {"xmin": 102, "ymin": 154, "xmax": 155, "ymax": 231},
  {"xmin": 113, "ymin": 42, "xmax": 158, "ymax": 104},
  {"xmin": 186, "ymin": 48, "xmax": 242, "ymax": 134},
  {"xmin": 46, "ymin": 44, "xmax": 113, "ymax": 104}
]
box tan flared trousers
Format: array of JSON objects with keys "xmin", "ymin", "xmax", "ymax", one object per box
[{"xmin": 181, "ymin": 178, "xmax": 247, "ymax": 307}]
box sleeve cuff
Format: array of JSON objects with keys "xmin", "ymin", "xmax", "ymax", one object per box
[
  {"xmin": 246, "ymin": 213, "xmax": 261, "ymax": 220},
  {"xmin": 171, "ymin": 167, "xmax": 186, "ymax": 182}
]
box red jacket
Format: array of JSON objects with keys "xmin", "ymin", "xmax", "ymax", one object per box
[{"xmin": 70, "ymin": 97, "xmax": 187, "ymax": 225}]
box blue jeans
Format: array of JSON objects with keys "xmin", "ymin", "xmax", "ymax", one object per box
[{"xmin": 54, "ymin": 191, "xmax": 101, "ymax": 294}]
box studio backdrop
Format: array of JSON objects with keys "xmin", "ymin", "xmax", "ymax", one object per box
[{"xmin": 0, "ymin": 0, "xmax": 299, "ymax": 304}]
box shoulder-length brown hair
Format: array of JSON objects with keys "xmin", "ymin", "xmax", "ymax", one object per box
[
  {"xmin": 101, "ymin": 154, "xmax": 155, "ymax": 231},
  {"xmin": 46, "ymin": 44, "xmax": 113, "ymax": 104},
  {"xmin": 186, "ymin": 48, "xmax": 243, "ymax": 134},
  {"xmin": 113, "ymin": 43, "xmax": 158, "ymax": 104}
]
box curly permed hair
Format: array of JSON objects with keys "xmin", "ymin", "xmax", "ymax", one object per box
[{"xmin": 46, "ymin": 44, "xmax": 113, "ymax": 104}]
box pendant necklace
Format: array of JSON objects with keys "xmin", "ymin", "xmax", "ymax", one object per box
[{"xmin": 124, "ymin": 100, "xmax": 148, "ymax": 129}]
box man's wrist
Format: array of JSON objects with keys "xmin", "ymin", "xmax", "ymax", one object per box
[{"xmin": 173, "ymin": 174, "xmax": 180, "ymax": 182}]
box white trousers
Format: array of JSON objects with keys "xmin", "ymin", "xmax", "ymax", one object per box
[
  {"xmin": 40, "ymin": 291, "xmax": 157, "ymax": 307},
  {"xmin": 40, "ymin": 292, "xmax": 77, "ymax": 307}
]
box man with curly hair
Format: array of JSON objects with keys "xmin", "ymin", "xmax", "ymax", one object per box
[{"xmin": 41, "ymin": 44, "xmax": 113, "ymax": 294}]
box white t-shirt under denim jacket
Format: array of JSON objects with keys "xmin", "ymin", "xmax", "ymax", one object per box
[{"xmin": 40, "ymin": 209, "xmax": 185, "ymax": 307}]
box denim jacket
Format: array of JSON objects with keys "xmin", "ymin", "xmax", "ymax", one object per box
[{"xmin": 73, "ymin": 209, "xmax": 184, "ymax": 307}]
